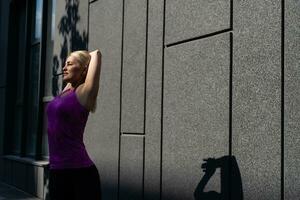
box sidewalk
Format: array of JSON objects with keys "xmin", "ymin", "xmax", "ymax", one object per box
[{"xmin": 0, "ymin": 181, "xmax": 40, "ymax": 200}]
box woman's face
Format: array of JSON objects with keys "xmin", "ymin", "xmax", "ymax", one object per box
[{"xmin": 62, "ymin": 55, "xmax": 86, "ymax": 83}]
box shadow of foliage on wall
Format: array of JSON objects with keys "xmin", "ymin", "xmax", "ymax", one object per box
[{"xmin": 52, "ymin": 0, "xmax": 88, "ymax": 96}]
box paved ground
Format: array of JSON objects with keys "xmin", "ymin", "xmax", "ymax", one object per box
[{"xmin": 0, "ymin": 182, "xmax": 40, "ymax": 200}]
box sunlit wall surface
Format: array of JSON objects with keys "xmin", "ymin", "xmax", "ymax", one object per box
[{"xmin": 0, "ymin": 0, "xmax": 299, "ymax": 200}]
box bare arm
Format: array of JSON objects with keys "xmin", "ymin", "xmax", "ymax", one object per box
[{"xmin": 83, "ymin": 49, "xmax": 102, "ymax": 98}]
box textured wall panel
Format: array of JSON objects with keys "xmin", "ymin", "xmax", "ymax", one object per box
[
  {"xmin": 121, "ymin": 0, "xmax": 147, "ymax": 133},
  {"xmin": 284, "ymin": 0, "xmax": 300, "ymax": 199},
  {"xmin": 26, "ymin": 165, "xmax": 38, "ymax": 196},
  {"xmin": 119, "ymin": 135, "xmax": 144, "ymax": 200},
  {"xmin": 165, "ymin": 0, "xmax": 230, "ymax": 45},
  {"xmin": 232, "ymin": 1, "xmax": 281, "ymax": 199},
  {"xmin": 144, "ymin": 0, "xmax": 164, "ymax": 199},
  {"xmin": 26, "ymin": 165, "xmax": 44, "ymax": 198},
  {"xmin": 87, "ymin": 0, "xmax": 123, "ymax": 199},
  {"xmin": 163, "ymin": 33, "xmax": 230, "ymax": 200}
]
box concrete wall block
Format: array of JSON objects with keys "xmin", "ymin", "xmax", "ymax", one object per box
[
  {"xmin": 232, "ymin": 0, "xmax": 281, "ymax": 199},
  {"xmin": 36, "ymin": 166, "xmax": 44, "ymax": 199},
  {"xmin": 26, "ymin": 165, "xmax": 44, "ymax": 199},
  {"xmin": 25, "ymin": 164, "xmax": 44, "ymax": 199},
  {"xmin": 121, "ymin": 0, "xmax": 147, "ymax": 133},
  {"xmin": 88, "ymin": 0, "xmax": 123, "ymax": 199},
  {"xmin": 284, "ymin": 0, "xmax": 300, "ymax": 199},
  {"xmin": 162, "ymin": 33, "xmax": 230, "ymax": 200},
  {"xmin": 26, "ymin": 165, "xmax": 38, "ymax": 196},
  {"xmin": 144, "ymin": 0, "xmax": 164, "ymax": 199},
  {"xmin": 119, "ymin": 135, "xmax": 144, "ymax": 200},
  {"xmin": 165, "ymin": 0, "xmax": 231, "ymax": 44}
]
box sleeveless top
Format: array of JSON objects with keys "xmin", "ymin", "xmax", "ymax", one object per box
[{"xmin": 46, "ymin": 88, "xmax": 94, "ymax": 169}]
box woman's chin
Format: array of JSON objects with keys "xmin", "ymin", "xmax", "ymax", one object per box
[{"xmin": 63, "ymin": 77, "xmax": 70, "ymax": 82}]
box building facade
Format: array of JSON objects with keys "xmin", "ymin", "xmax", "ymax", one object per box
[{"xmin": 0, "ymin": 0, "xmax": 299, "ymax": 199}]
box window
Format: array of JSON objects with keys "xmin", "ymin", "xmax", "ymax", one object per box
[
  {"xmin": 5, "ymin": 0, "xmax": 27, "ymax": 155},
  {"xmin": 4, "ymin": 0, "xmax": 55, "ymax": 159},
  {"xmin": 41, "ymin": 0, "xmax": 56, "ymax": 158},
  {"xmin": 25, "ymin": 0, "xmax": 44, "ymax": 157}
]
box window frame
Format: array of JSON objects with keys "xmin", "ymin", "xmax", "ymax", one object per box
[{"xmin": 4, "ymin": 0, "xmax": 50, "ymax": 160}]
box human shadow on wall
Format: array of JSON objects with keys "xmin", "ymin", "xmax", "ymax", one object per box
[
  {"xmin": 52, "ymin": 0, "xmax": 88, "ymax": 96},
  {"xmin": 194, "ymin": 155, "xmax": 243, "ymax": 200}
]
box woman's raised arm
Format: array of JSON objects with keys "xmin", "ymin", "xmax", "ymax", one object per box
[{"xmin": 83, "ymin": 49, "xmax": 102, "ymax": 98}]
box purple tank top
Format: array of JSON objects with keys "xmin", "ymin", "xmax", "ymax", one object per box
[{"xmin": 46, "ymin": 88, "xmax": 94, "ymax": 169}]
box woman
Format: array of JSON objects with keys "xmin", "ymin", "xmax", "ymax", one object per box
[{"xmin": 46, "ymin": 49, "xmax": 102, "ymax": 200}]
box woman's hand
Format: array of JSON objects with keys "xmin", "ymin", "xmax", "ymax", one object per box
[
  {"xmin": 82, "ymin": 49, "xmax": 102, "ymax": 98},
  {"xmin": 90, "ymin": 49, "xmax": 101, "ymax": 57}
]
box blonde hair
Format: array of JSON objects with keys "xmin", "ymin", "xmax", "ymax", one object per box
[
  {"xmin": 69, "ymin": 50, "xmax": 97, "ymax": 113},
  {"xmin": 69, "ymin": 50, "xmax": 91, "ymax": 69}
]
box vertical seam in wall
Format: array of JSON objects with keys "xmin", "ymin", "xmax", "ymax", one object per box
[
  {"xmin": 144, "ymin": 0, "xmax": 148, "ymax": 136},
  {"xmin": 229, "ymin": 1, "xmax": 233, "ymax": 198},
  {"xmin": 229, "ymin": 5, "xmax": 233, "ymax": 160},
  {"xmin": 281, "ymin": 0, "xmax": 285, "ymax": 199},
  {"xmin": 142, "ymin": 0, "xmax": 149, "ymax": 199},
  {"xmin": 142, "ymin": 134, "xmax": 146, "ymax": 199},
  {"xmin": 118, "ymin": 0, "xmax": 125, "ymax": 199},
  {"xmin": 230, "ymin": 0, "xmax": 233, "ymax": 30},
  {"xmin": 229, "ymin": 32, "xmax": 233, "ymax": 200},
  {"xmin": 160, "ymin": 0, "xmax": 166, "ymax": 199},
  {"xmin": 87, "ymin": 1, "xmax": 90, "ymax": 49}
]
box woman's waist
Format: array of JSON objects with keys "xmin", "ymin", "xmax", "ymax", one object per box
[{"xmin": 49, "ymin": 150, "xmax": 93, "ymax": 167}]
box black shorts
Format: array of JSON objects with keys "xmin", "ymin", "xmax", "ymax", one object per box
[{"xmin": 49, "ymin": 164, "xmax": 101, "ymax": 200}]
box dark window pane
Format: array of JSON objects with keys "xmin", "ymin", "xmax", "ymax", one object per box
[
  {"xmin": 7, "ymin": 1, "xmax": 27, "ymax": 155},
  {"xmin": 32, "ymin": 0, "xmax": 43, "ymax": 41},
  {"xmin": 26, "ymin": 44, "xmax": 40, "ymax": 156},
  {"xmin": 42, "ymin": 103, "xmax": 49, "ymax": 157},
  {"xmin": 51, "ymin": 0, "xmax": 56, "ymax": 41},
  {"xmin": 11, "ymin": 106, "xmax": 23, "ymax": 154},
  {"xmin": 41, "ymin": 0, "xmax": 56, "ymax": 157}
]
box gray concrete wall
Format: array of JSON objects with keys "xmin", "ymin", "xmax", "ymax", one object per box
[
  {"xmin": 284, "ymin": 0, "xmax": 300, "ymax": 199},
  {"xmin": 1, "ymin": 0, "xmax": 300, "ymax": 200},
  {"xmin": 79, "ymin": 0, "xmax": 300, "ymax": 199},
  {"xmin": 144, "ymin": 0, "xmax": 163, "ymax": 199},
  {"xmin": 87, "ymin": 0, "xmax": 123, "ymax": 199},
  {"xmin": 232, "ymin": 1, "xmax": 281, "ymax": 199}
]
